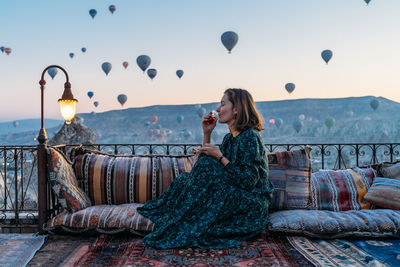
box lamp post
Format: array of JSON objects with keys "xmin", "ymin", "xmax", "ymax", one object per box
[{"xmin": 37, "ymin": 65, "xmax": 78, "ymax": 232}]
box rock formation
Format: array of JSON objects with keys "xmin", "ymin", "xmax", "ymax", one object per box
[{"xmin": 48, "ymin": 116, "xmax": 96, "ymax": 146}]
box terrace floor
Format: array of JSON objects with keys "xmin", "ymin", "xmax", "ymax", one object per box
[{"xmin": 1, "ymin": 232, "xmax": 399, "ymax": 266}]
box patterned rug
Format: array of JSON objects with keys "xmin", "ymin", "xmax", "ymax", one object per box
[
  {"xmin": 0, "ymin": 234, "xmax": 47, "ymax": 267},
  {"xmin": 28, "ymin": 232, "xmax": 313, "ymax": 266},
  {"xmin": 28, "ymin": 233, "xmax": 400, "ymax": 266},
  {"xmin": 288, "ymin": 236, "xmax": 400, "ymax": 267}
]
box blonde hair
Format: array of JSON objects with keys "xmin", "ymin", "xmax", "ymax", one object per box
[{"xmin": 224, "ymin": 88, "xmax": 264, "ymax": 132}]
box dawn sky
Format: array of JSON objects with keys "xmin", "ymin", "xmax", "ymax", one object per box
[{"xmin": 1, "ymin": 0, "xmax": 399, "ymax": 122}]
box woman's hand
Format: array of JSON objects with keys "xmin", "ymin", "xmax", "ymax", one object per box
[
  {"xmin": 202, "ymin": 112, "xmax": 217, "ymax": 135},
  {"xmin": 197, "ymin": 143, "xmax": 223, "ymax": 160}
]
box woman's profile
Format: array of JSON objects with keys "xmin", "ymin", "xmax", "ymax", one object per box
[{"xmin": 137, "ymin": 88, "xmax": 274, "ymax": 249}]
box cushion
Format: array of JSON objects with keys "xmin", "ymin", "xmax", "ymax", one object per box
[
  {"xmin": 43, "ymin": 203, "xmax": 153, "ymax": 235},
  {"xmin": 267, "ymin": 147, "xmax": 312, "ymax": 210},
  {"xmin": 268, "ymin": 209, "xmax": 400, "ymax": 238},
  {"xmin": 377, "ymin": 162, "xmax": 400, "ymax": 180},
  {"xmin": 310, "ymin": 167, "xmax": 376, "ymax": 211},
  {"xmin": 72, "ymin": 149, "xmax": 194, "ymax": 205},
  {"xmin": 46, "ymin": 147, "xmax": 91, "ymax": 213},
  {"xmin": 364, "ymin": 177, "xmax": 400, "ymax": 210}
]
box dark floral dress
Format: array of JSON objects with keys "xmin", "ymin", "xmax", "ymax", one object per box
[{"xmin": 136, "ymin": 128, "xmax": 274, "ymax": 249}]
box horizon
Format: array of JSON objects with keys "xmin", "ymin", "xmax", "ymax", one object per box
[
  {"xmin": 0, "ymin": 94, "xmax": 393, "ymax": 123},
  {"xmin": 1, "ymin": 1, "xmax": 400, "ymax": 122}
]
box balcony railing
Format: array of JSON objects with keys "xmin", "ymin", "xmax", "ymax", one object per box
[{"xmin": 1, "ymin": 142, "xmax": 400, "ymax": 233}]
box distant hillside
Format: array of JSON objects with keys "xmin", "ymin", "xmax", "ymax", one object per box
[
  {"xmin": 1, "ymin": 96, "xmax": 400, "ymax": 145},
  {"xmin": 0, "ymin": 119, "xmax": 63, "ymax": 135}
]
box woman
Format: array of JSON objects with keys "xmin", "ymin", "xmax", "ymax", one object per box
[{"xmin": 137, "ymin": 88, "xmax": 273, "ymax": 249}]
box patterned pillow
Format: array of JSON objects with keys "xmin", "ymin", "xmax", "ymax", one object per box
[
  {"xmin": 44, "ymin": 203, "xmax": 153, "ymax": 235},
  {"xmin": 267, "ymin": 147, "xmax": 312, "ymax": 210},
  {"xmin": 72, "ymin": 149, "xmax": 194, "ymax": 205},
  {"xmin": 310, "ymin": 167, "xmax": 376, "ymax": 211},
  {"xmin": 364, "ymin": 177, "xmax": 400, "ymax": 210},
  {"xmin": 46, "ymin": 147, "xmax": 91, "ymax": 212},
  {"xmin": 377, "ymin": 162, "xmax": 400, "ymax": 180},
  {"xmin": 268, "ymin": 209, "xmax": 400, "ymax": 238}
]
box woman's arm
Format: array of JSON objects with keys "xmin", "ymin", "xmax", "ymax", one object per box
[
  {"xmin": 222, "ymin": 132, "xmax": 264, "ymax": 191},
  {"xmin": 202, "ymin": 133, "xmax": 211, "ymax": 146}
]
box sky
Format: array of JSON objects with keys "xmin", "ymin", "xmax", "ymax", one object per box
[{"xmin": 1, "ymin": 0, "xmax": 400, "ymax": 122}]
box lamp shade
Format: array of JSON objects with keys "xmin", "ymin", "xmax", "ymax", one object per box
[{"xmin": 58, "ymin": 99, "xmax": 77, "ymax": 124}]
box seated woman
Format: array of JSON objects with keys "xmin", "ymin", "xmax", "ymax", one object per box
[{"xmin": 137, "ymin": 88, "xmax": 274, "ymax": 249}]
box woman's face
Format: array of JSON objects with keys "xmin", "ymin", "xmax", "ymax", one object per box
[{"xmin": 216, "ymin": 94, "xmax": 237, "ymax": 125}]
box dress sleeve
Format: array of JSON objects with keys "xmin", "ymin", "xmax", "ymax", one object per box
[{"xmin": 223, "ymin": 131, "xmax": 263, "ymax": 191}]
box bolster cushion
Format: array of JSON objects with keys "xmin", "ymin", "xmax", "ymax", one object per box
[{"xmin": 73, "ymin": 149, "xmax": 194, "ymax": 205}]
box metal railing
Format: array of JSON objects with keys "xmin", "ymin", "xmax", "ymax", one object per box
[{"xmin": 2, "ymin": 142, "xmax": 400, "ymax": 233}]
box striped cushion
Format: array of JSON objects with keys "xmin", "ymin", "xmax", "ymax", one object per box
[
  {"xmin": 364, "ymin": 177, "xmax": 400, "ymax": 210},
  {"xmin": 44, "ymin": 203, "xmax": 153, "ymax": 234},
  {"xmin": 73, "ymin": 151, "xmax": 194, "ymax": 205},
  {"xmin": 268, "ymin": 147, "xmax": 312, "ymax": 210},
  {"xmin": 311, "ymin": 167, "xmax": 376, "ymax": 211}
]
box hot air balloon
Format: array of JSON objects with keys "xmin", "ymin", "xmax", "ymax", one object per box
[
  {"xmin": 4, "ymin": 48, "xmax": 11, "ymax": 55},
  {"xmin": 122, "ymin": 61, "xmax": 129, "ymax": 69},
  {"xmin": 269, "ymin": 119, "xmax": 275, "ymax": 124},
  {"xmin": 275, "ymin": 118, "xmax": 283, "ymax": 129},
  {"xmin": 147, "ymin": 68, "xmax": 157, "ymax": 80},
  {"xmin": 87, "ymin": 91, "xmax": 94, "ymax": 99},
  {"xmin": 176, "ymin": 70, "xmax": 184, "ymax": 79},
  {"xmin": 177, "ymin": 115, "xmax": 184, "ymax": 124},
  {"xmin": 221, "ymin": 31, "xmax": 239, "ymax": 53},
  {"xmin": 292, "ymin": 119, "xmax": 303, "ymax": 133},
  {"xmin": 109, "ymin": 5, "xmax": 116, "ymax": 14},
  {"xmin": 321, "ymin": 49, "xmax": 333, "ymax": 64},
  {"xmin": 0, "ymin": 46, "xmax": 4, "ymax": 53},
  {"xmin": 370, "ymin": 99, "xmax": 379, "ymax": 111},
  {"xmin": 298, "ymin": 114, "xmax": 305, "ymax": 120},
  {"xmin": 89, "ymin": 9, "xmax": 97, "ymax": 19},
  {"xmin": 101, "ymin": 62, "xmax": 112, "ymax": 75},
  {"xmin": 136, "ymin": 55, "xmax": 151, "ymax": 72},
  {"xmin": 182, "ymin": 129, "xmax": 192, "ymax": 138},
  {"xmin": 324, "ymin": 117, "xmax": 335, "ymax": 129},
  {"xmin": 285, "ymin": 83, "xmax": 295, "ymax": 94},
  {"xmin": 81, "ymin": 47, "xmax": 87, "ymax": 53},
  {"xmin": 151, "ymin": 116, "xmax": 158, "ymax": 125},
  {"xmin": 69, "ymin": 52, "xmax": 74, "ymax": 59},
  {"xmin": 94, "ymin": 101, "xmax": 99, "ymax": 107},
  {"xmin": 13, "ymin": 121, "xmax": 19, "ymax": 128},
  {"xmin": 364, "ymin": 0, "xmax": 371, "ymax": 5},
  {"xmin": 47, "ymin": 68, "xmax": 58, "ymax": 80},
  {"xmin": 196, "ymin": 107, "xmax": 206, "ymax": 118},
  {"xmin": 117, "ymin": 94, "xmax": 127, "ymax": 106}
]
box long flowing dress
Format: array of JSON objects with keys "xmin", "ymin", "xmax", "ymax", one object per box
[{"xmin": 136, "ymin": 128, "xmax": 274, "ymax": 249}]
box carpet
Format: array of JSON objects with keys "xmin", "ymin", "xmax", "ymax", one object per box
[
  {"xmin": 0, "ymin": 234, "xmax": 46, "ymax": 267},
  {"xmin": 28, "ymin": 232, "xmax": 313, "ymax": 266},
  {"xmin": 28, "ymin": 233, "xmax": 400, "ymax": 266},
  {"xmin": 287, "ymin": 236, "xmax": 400, "ymax": 267}
]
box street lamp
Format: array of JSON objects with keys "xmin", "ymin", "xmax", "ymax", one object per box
[
  {"xmin": 37, "ymin": 65, "xmax": 78, "ymax": 144},
  {"xmin": 37, "ymin": 65, "xmax": 77, "ymax": 232}
]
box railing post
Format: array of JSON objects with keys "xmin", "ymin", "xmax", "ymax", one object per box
[
  {"xmin": 37, "ymin": 143, "xmax": 47, "ymax": 233},
  {"xmin": 13, "ymin": 148, "xmax": 19, "ymax": 226}
]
